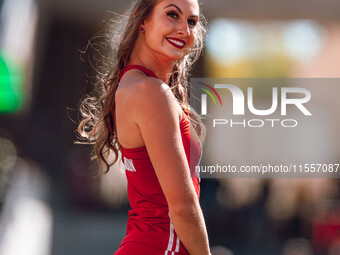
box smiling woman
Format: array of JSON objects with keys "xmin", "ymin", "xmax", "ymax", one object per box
[{"xmin": 77, "ymin": 0, "xmax": 210, "ymax": 254}]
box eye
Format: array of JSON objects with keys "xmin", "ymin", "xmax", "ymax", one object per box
[
  {"xmin": 167, "ymin": 11, "xmax": 178, "ymax": 19},
  {"xmin": 188, "ymin": 19, "xmax": 197, "ymax": 27}
]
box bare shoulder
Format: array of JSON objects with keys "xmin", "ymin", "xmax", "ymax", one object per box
[{"xmin": 117, "ymin": 70, "xmax": 181, "ymax": 124}]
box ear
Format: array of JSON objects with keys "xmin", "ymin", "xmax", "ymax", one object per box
[{"xmin": 133, "ymin": 9, "xmax": 137, "ymax": 17}]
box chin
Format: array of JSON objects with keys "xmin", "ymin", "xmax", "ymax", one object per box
[
  {"xmin": 169, "ymin": 55, "xmax": 183, "ymax": 61},
  {"xmin": 165, "ymin": 50, "xmax": 185, "ymax": 61}
]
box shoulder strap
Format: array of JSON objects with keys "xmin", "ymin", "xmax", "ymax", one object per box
[{"xmin": 118, "ymin": 65, "xmax": 158, "ymax": 82}]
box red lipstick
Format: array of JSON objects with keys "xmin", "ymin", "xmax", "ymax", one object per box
[{"xmin": 165, "ymin": 37, "xmax": 186, "ymax": 49}]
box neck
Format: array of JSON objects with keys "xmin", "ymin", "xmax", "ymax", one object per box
[{"xmin": 128, "ymin": 37, "xmax": 175, "ymax": 83}]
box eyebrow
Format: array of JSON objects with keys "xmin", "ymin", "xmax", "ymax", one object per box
[{"xmin": 164, "ymin": 4, "xmax": 199, "ymax": 18}]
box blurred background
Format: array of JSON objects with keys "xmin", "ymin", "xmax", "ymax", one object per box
[{"xmin": 0, "ymin": 0, "xmax": 340, "ymax": 254}]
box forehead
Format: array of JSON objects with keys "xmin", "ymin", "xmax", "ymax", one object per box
[{"xmin": 156, "ymin": 0, "xmax": 200, "ymax": 15}]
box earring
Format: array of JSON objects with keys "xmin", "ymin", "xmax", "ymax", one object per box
[{"xmin": 140, "ymin": 26, "xmax": 145, "ymax": 32}]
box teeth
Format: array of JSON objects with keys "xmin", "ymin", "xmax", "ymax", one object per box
[{"xmin": 168, "ymin": 38, "xmax": 184, "ymax": 47}]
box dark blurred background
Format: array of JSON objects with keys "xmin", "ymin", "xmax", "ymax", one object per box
[{"xmin": 1, "ymin": 0, "xmax": 340, "ymax": 254}]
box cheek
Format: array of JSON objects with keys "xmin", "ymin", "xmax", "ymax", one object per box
[
  {"xmin": 146, "ymin": 20, "xmax": 173, "ymax": 43},
  {"xmin": 187, "ymin": 31, "xmax": 196, "ymax": 47},
  {"xmin": 159, "ymin": 21, "xmax": 176, "ymax": 36},
  {"xmin": 152, "ymin": 13, "xmax": 173, "ymax": 30}
]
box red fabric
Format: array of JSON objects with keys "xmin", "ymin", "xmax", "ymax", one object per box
[
  {"xmin": 116, "ymin": 242, "xmax": 189, "ymax": 255},
  {"xmin": 312, "ymin": 209, "xmax": 340, "ymax": 254},
  {"xmin": 114, "ymin": 65, "xmax": 201, "ymax": 255},
  {"xmin": 118, "ymin": 64, "xmax": 159, "ymax": 81}
]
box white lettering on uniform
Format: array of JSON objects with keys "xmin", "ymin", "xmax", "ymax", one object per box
[{"xmin": 123, "ymin": 157, "xmax": 136, "ymax": 172}]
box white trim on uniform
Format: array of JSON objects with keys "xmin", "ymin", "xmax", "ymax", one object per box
[
  {"xmin": 165, "ymin": 213, "xmax": 181, "ymax": 254},
  {"xmin": 175, "ymin": 232, "xmax": 180, "ymax": 252},
  {"xmin": 166, "ymin": 221, "xmax": 174, "ymax": 251}
]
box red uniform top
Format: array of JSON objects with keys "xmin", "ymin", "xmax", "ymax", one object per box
[{"xmin": 116, "ymin": 65, "xmax": 202, "ymax": 255}]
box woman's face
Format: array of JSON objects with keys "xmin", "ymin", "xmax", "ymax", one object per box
[{"xmin": 142, "ymin": 0, "xmax": 199, "ymax": 61}]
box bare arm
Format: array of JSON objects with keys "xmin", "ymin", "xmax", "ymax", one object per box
[{"xmin": 129, "ymin": 78, "xmax": 210, "ymax": 255}]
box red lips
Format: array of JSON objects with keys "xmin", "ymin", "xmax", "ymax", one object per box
[{"xmin": 165, "ymin": 37, "xmax": 186, "ymax": 49}]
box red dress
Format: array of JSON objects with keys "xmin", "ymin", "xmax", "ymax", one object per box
[{"xmin": 114, "ymin": 65, "xmax": 201, "ymax": 255}]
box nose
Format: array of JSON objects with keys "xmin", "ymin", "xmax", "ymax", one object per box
[{"xmin": 177, "ymin": 20, "xmax": 190, "ymax": 37}]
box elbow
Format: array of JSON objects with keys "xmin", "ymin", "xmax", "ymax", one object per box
[{"xmin": 169, "ymin": 199, "xmax": 199, "ymax": 218}]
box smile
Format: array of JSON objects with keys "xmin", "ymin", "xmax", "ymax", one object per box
[{"xmin": 165, "ymin": 37, "xmax": 185, "ymax": 49}]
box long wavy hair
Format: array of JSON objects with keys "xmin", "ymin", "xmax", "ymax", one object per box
[{"xmin": 78, "ymin": 0, "xmax": 208, "ymax": 174}]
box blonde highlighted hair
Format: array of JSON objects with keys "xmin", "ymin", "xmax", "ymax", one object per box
[{"xmin": 78, "ymin": 0, "xmax": 207, "ymax": 174}]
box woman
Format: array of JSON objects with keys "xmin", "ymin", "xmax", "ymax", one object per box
[{"xmin": 78, "ymin": 0, "xmax": 210, "ymax": 254}]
